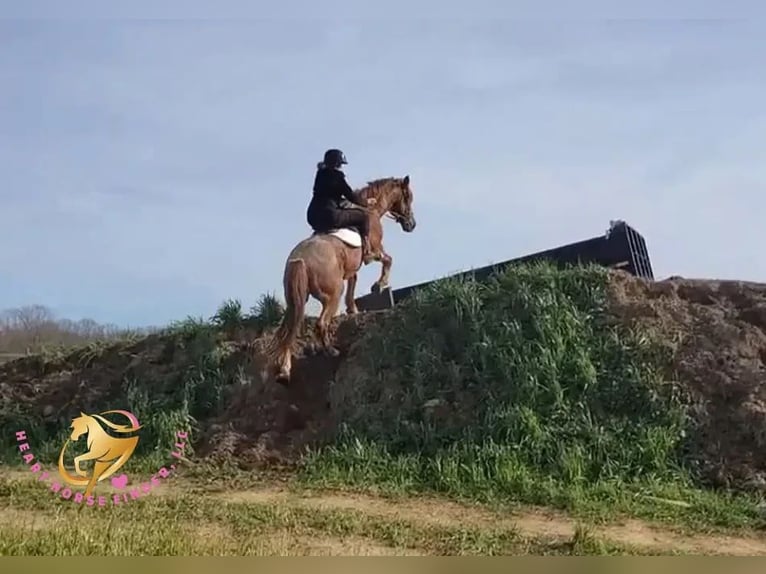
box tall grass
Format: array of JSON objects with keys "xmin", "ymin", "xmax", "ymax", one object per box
[{"xmin": 302, "ymin": 261, "xmax": 696, "ymax": 508}]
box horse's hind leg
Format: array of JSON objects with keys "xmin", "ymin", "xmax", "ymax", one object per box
[
  {"xmin": 316, "ymin": 284, "xmax": 343, "ymax": 357},
  {"xmin": 345, "ymin": 273, "xmax": 359, "ymax": 315}
]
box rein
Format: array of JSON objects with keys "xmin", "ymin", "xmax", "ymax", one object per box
[
  {"xmin": 358, "ymin": 201, "xmax": 404, "ymax": 223},
  {"xmin": 361, "ymin": 186, "xmax": 406, "ymax": 224}
]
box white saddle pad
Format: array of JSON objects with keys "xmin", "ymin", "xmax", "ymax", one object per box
[{"xmin": 326, "ymin": 228, "xmax": 362, "ymax": 248}]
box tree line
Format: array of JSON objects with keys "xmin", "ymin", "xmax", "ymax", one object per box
[{"xmin": 0, "ymin": 304, "xmax": 156, "ymax": 356}]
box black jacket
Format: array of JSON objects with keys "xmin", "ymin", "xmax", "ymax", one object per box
[
  {"xmin": 310, "ymin": 166, "xmax": 363, "ymax": 210},
  {"xmin": 306, "ymin": 165, "xmax": 370, "ymax": 232}
]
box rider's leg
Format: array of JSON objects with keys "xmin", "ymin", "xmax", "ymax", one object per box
[{"xmin": 331, "ymin": 208, "xmax": 373, "ymax": 263}]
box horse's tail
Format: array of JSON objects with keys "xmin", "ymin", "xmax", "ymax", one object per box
[{"xmin": 267, "ymin": 258, "xmax": 308, "ymax": 367}]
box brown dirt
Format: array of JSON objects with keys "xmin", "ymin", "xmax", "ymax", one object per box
[
  {"xmin": 0, "ymin": 312, "xmax": 382, "ymax": 470},
  {"xmin": 1, "ymin": 272, "xmax": 766, "ymax": 491},
  {"xmin": 606, "ymin": 273, "xmax": 766, "ymax": 489},
  {"xmin": 193, "ymin": 313, "xmax": 382, "ymax": 467}
]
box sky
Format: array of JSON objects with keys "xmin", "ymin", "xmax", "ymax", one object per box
[{"xmin": 1, "ymin": 10, "xmax": 765, "ymax": 326}]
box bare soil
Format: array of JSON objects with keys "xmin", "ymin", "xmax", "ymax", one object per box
[{"xmin": 607, "ymin": 273, "xmax": 766, "ymax": 489}]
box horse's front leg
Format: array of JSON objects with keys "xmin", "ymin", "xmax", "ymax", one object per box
[{"xmin": 371, "ymin": 247, "xmax": 393, "ymax": 294}]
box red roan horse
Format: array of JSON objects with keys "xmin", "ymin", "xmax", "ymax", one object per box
[{"xmin": 265, "ymin": 176, "xmax": 416, "ymax": 385}]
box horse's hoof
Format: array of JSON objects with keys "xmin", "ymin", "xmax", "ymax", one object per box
[
  {"xmin": 275, "ymin": 374, "xmax": 290, "ymax": 387},
  {"xmin": 304, "ymin": 342, "xmax": 317, "ymax": 355},
  {"xmin": 346, "ymin": 307, "xmax": 359, "ymax": 315},
  {"xmin": 274, "ymin": 370, "xmax": 290, "ymax": 387},
  {"xmin": 370, "ymin": 283, "xmax": 381, "ymax": 294},
  {"xmin": 285, "ymin": 404, "xmax": 306, "ymax": 430},
  {"xmin": 325, "ymin": 346, "xmax": 340, "ymax": 358}
]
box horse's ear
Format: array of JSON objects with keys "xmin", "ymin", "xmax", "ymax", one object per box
[
  {"xmin": 403, "ymin": 175, "xmax": 410, "ymax": 185},
  {"xmin": 79, "ymin": 411, "xmax": 85, "ymax": 417}
]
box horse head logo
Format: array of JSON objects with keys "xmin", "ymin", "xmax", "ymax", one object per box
[{"xmin": 57, "ymin": 410, "xmax": 142, "ymax": 497}]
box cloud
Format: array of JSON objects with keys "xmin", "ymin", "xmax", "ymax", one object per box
[{"xmin": 1, "ymin": 18, "xmax": 764, "ymax": 324}]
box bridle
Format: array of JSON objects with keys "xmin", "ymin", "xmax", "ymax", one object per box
[
  {"xmin": 380, "ymin": 182, "xmax": 410, "ymax": 226},
  {"xmin": 385, "ymin": 210, "xmax": 407, "ymax": 225}
]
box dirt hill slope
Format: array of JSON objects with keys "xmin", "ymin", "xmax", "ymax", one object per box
[
  {"xmin": 607, "ymin": 273, "xmax": 766, "ymax": 489},
  {"xmin": 1, "ymin": 269, "xmax": 765, "ymax": 491}
]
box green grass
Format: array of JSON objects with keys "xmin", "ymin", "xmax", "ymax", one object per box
[
  {"xmin": 2, "ymin": 261, "xmax": 764, "ymax": 547},
  {"xmin": 299, "ymin": 449, "xmax": 764, "ymax": 532},
  {"xmin": 0, "ymin": 475, "xmax": 673, "ymax": 556},
  {"xmin": 299, "ymin": 262, "xmax": 764, "ymax": 531}
]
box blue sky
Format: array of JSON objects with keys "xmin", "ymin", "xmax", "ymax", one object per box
[{"xmin": 1, "ymin": 14, "xmax": 764, "ymax": 326}]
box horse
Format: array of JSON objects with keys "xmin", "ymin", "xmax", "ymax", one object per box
[
  {"xmin": 57, "ymin": 410, "xmax": 142, "ymax": 496},
  {"xmin": 265, "ymin": 175, "xmax": 416, "ymax": 386}
]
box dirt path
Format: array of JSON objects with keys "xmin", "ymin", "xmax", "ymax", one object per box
[
  {"xmin": 213, "ymin": 486, "xmax": 766, "ymax": 556},
  {"xmin": 2, "ymin": 468, "xmax": 765, "ymax": 555}
]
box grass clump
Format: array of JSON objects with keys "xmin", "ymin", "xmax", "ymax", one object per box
[
  {"xmin": 303, "ymin": 261, "xmax": 696, "ymax": 510},
  {"xmin": 205, "ymin": 294, "xmax": 285, "ymax": 336},
  {"xmin": 211, "ymin": 299, "xmax": 245, "ymax": 336},
  {"xmin": 248, "ymin": 293, "xmax": 285, "ymax": 331}
]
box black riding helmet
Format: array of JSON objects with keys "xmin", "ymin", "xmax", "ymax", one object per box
[{"xmin": 323, "ymin": 148, "xmax": 348, "ymax": 168}]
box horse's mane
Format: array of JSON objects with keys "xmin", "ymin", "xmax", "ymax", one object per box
[
  {"xmin": 357, "ymin": 177, "xmax": 401, "ymax": 197},
  {"xmin": 365, "ymin": 177, "xmax": 399, "ymax": 187}
]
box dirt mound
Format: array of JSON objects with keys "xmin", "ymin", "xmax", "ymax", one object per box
[
  {"xmin": 1, "ymin": 271, "xmax": 766, "ymax": 490},
  {"xmin": 195, "ymin": 341, "xmax": 339, "ymax": 467},
  {"xmin": 192, "ymin": 312, "xmax": 386, "ymax": 467},
  {"xmin": 0, "ymin": 310, "xmax": 382, "ymax": 470},
  {"xmin": 607, "ymin": 273, "xmax": 766, "ymax": 489}
]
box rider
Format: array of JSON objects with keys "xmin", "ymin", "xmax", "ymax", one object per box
[{"xmin": 307, "ymin": 148, "xmax": 374, "ymax": 263}]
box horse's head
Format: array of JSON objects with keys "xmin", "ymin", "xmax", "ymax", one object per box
[
  {"xmin": 362, "ymin": 175, "xmax": 416, "ymax": 233},
  {"xmin": 388, "ymin": 175, "xmax": 416, "ymax": 233},
  {"xmin": 69, "ymin": 412, "xmax": 90, "ymax": 441}
]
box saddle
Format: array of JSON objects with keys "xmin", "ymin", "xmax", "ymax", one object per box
[
  {"xmin": 321, "ymin": 228, "xmax": 363, "ymax": 247},
  {"xmin": 307, "ymin": 199, "xmax": 365, "ymax": 247}
]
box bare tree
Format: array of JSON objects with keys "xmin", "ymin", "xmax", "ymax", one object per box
[
  {"xmin": 2, "ymin": 305, "xmax": 57, "ymax": 351},
  {"xmin": 0, "ymin": 304, "xmax": 155, "ymax": 356},
  {"xmin": 6, "ymin": 305, "xmax": 55, "ymax": 330}
]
